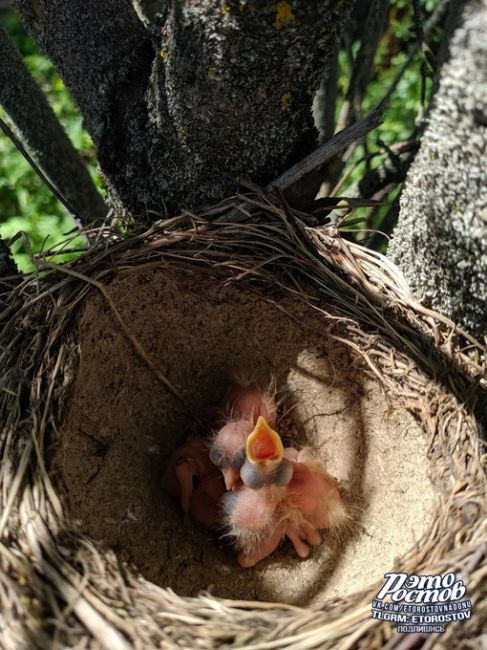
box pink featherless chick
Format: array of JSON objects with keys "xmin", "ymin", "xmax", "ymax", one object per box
[
  {"xmin": 223, "ymin": 377, "xmax": 278, "ymax": 427},
  {"xmin": 223, "ymin": 418, "xmax": 347, "ymax": 566},
  {"xmin": 222, "ymin": 416, "xmax": 293, "ymax": 567},
  {"xmin": 162, "ymin": 435, "xmax": 225, "ymax": 527},
  {"xmin": 280, "ymin": 447, "xmax": 348, "ymax": 559},
  {"xmin": 209, "ymin": 378, "xmax": 278, "ymax": 490}
]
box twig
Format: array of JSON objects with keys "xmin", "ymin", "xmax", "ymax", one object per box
[
  {"xmin": 35, "ymin": 247, "xmax": 88, "ymax": 259},
  {"xmin": 269, "ymin": 102, "xmax": 387, "ymax": 194},
  {"xmin": 0, "ymin": 115, "xmax": 83, "ymax": 226},
  {"xmin": 381, "ymin": 0, "xmax": 450, "ymax": 105},
  {"xmin": 413, "ymin": 0, "xmax": 437, "ymax": 70},
  {"xmin": 335, "ymin": 0, "xmax": 391, "ymax": 133}
]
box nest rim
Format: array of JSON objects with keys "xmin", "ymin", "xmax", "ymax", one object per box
[{"xmin": 0, "ymin": 192, "xmax": 486, "ymax": 649}]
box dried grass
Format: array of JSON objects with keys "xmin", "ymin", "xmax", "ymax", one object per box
[{"xmin": 0, "ymin": 191, "xmax": 486, "ymax": 649}]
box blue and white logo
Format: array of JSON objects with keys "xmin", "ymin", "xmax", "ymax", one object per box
[{"xmin": 371, "ymin": 572, "xmax": 472, "ymax": 634}]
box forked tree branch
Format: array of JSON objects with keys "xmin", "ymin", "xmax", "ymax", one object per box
[
  {"xmin": 15, "ymin": 0, "xmax": 354, "ymax": 217},
  {"xmin": 14, "ymin": 0, "xmax": 155, "ymax": 216}
]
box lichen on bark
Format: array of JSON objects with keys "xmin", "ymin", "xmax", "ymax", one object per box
[
  {"xmin": 388, "ymin": 1, "xmax": 487, "ymax": 338},
  {"xmin": 147, "ymin": 1, "xmax": 350, "ymax": 212}
]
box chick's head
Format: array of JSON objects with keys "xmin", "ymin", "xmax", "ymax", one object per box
[
  {"xmin": 209, "ymin": 418, "xmax": 252, "ymax": 489},
  {"xmin": 240, "ymin": 416, "xmax": 293, "ymax": 489}
]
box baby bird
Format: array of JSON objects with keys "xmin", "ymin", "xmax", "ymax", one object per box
[
  {"xmin": 223, "ymin": 418, "xmax": 347, "ymax": 566},
  {"xmin": 162, "ymin": 435, "xmax": 225, "ymax": 527},
  {"xmin": 222, "ymin": 416, "xmax": 293, "ymax": 567},
  {"xmin": 223, "ymin": 379, "xmax": 277, "ymax": 427},
  {"xmin": 223, "ymin": 487, "xmax": 288, "ymax": 567},
  {"xmin": 209, "ymin": 379, "xmax": 278, "ymax": 490},
  {"xmin": 280, "ymin": 448, "xmax": 348, "ymax": 559}
]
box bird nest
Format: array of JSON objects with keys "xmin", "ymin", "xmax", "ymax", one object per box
[{"xmin": 0, "ymin": 191, "xmax": 486, "ymax": 649}]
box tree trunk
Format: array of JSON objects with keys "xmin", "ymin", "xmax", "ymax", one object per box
[
  {"xmin": 388, "ymin": 0, "xmax": 487, "ymax": 338},
  {"xmin": 0, "ymin": 25, "xmax": 106, "ymax": 223},
  {"xmin": 14, "ymin": 0, "xmax": 353, "ymax": 218}
]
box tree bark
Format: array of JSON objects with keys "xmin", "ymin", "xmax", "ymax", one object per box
[
  {"xmin": 0, "ymin": 24, "xmax": 106, "ymax": 223},
  {"xmin": 132, "ymin": 0, "xmax": 166, "ymax": 27},
  {"xmin": 0, "ymin": 235, "xmax": 17, "ymax": 278},
  {"xmin": 14, "ymin": 0, "xmax": 353, "ymax": 217},
  {"xmin": 388, "ymin": 0, "xmax": 487, "ymax": 338}
]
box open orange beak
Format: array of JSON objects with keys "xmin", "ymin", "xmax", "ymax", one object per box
[{"xmin": 246, "ymin": 416, "xmax": 284, "ymax": 465}]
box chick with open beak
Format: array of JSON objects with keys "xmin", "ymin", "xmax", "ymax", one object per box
[
  {"xmin": 223, "ymin": 417, "xmax": 348, "ymax": 566},
  {"xmin": 222, "ymin": 416, "xmax": 293, "ymax": 567},
  {"xmin": 240, "ymin": 416, "xmax": 293, "ymax": 488}
]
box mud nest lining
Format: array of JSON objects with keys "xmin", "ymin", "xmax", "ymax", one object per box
[
  {"xmin": 0, "ymin": 192, "xmax": 486, "ymax": 649},
  {"xmin": 52, "ymin": 267, "xmax": 436, "ymax": 606}
]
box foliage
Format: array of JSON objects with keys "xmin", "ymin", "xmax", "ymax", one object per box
[{"xmin": 334, "ymin": 0, "xmax": 442, "ymax": 250}]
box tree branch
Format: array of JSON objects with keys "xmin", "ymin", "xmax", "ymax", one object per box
[
  {"xmin": 13, "ymin": 1, "xmax": 151, "ymax": 137},
  {"xmin": 150, "ymin": 0, "xmax": 356, "ymax": 213},
  {"xmin": 336, "ymin": 0, "xmax": 390, "ymax": 133},
  {"xmin": 270, "ymin": 101, "xmax": 386, "ymax": 209},
  {"xmin": 0, "ymin": 24, "xmax": 106, "ymax": 223}
]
